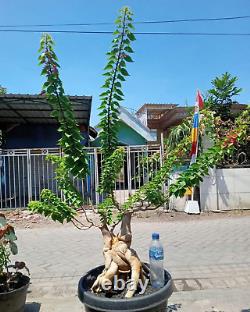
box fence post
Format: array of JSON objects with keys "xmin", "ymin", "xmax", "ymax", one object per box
[
  {"xmin": 127, "ymin": 146, "xmax": 132, "ymax": 196},
  {"xmin": 94, "ymin": 148, "xmax": 99, "ymax": 206},
  {"xmin": 160, "ymin": 141, "xmax": 168, "ymax": 210},
  {"xmin": 27, "ymin": 149, "xmax": 32, "ymax": 202},
  {"xmin": 0, "ymin": 149, "xmax": 3, "ymax": 209}
]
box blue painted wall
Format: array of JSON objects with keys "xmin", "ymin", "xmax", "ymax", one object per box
[{"xmin": 3, "ymin": 124, "xmax": 88, "ymax": 148}]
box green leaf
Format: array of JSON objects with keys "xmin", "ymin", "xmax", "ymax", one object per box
[
  {"xmin": 114, "ymin": 18, "xmax": 121, "ymax": 25},
  {"xmin": 115, "ymin": 89, "xmax": 124, "ymax": 96},
  {"xmin": 102, "ymin": 82, "xmax": 110, "ymax": 89},
  {"xmin": 0, "ymin": 217, "xmax": 6, "ymax": 227},
  {"xmin": 127, "ymin": 23, "xmax": 135, "ymax": 30},
  {"xmin": 47, "ymin": 85, "xmax": 55, "ymax": 94},
  {"xmin": 104, "ymin": 64, "xmax": 113, "ymax": 71},
  {"xmin": 100, "ymin": 91, "xmax": 110, "ymax": 97},
  {"xmin": 124, "ymin": 55, "xmax": 133, "ymax": 62},
  {"xmin": 114, "ymin": 94, "xmax": 123, "ymax": 101},
  {"xmin": 115, "ymin": 81, "xmax": 122, "ymax": 88},
  {"xmin": 123, "ymin": 38, "xmax": 130, "ymax": 45},
  {"xmin": 127, "ymin": 32, "xmax": 136, "ymax": 41},
  {"xmin": 117, "ymin": 74, "xmax": 126, "ymax": 81},
  {"xmin": 103, "ymin": 72, "xmax": 111, "ymax": 77},
  {"xmin": 41, "ymin": 67, "xmax": 48, "ymax": 76},
  {"xmin": 124, "ymin": 46, "xmax": 134, "ymax": 53},
  {"xmin": 5, "ymin": 230, "xmax": 17, "ymax": 242},
  {"xmin": 119, "ymin": 68, "xmax": 129, "ymax": 76},
  {"xmin": 99, "ymin": 110, "xmax": 108, "ymax": 117},
  {"xmin": 10, "ymin": 242, "xmax": 18, "ymax": 255}
]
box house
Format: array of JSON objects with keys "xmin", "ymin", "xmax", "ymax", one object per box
[
  {"xmin": 136, "ymin": 103, "xmax": 248, "ymax": 143},
  {"xmin": 90, "ymin": 106, "xmax": 158, "ymax": 204},
  {"xmin": 135, "ymin": 102, "xmax": 250, "ymax": 211},
  {"xmin": 0, "ymin": 93, "xmax": 95, "ymax": 149},
  {"xmin": 136, "ymin": 103, "xmax": 188, "ymax": 142},
  {"xmin": 0, "ymin": 93, "xmax": 97, "ymax": 209},
  {"xmin": 91, "ymin": 106, "xmax": 157, "ymax": 146}
]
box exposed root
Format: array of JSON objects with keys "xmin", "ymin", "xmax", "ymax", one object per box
[{"xmin": 91, "ymin": 213, "xmax": 145, "ymax": 298}]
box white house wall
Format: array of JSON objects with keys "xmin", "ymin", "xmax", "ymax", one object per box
[{"xmin": 200, "ymin": 168, "xmax": 250, "ymax": 211}]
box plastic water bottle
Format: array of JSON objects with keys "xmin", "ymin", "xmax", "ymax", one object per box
[{"xmin": 149, "ymin": 232, "xmax": 164, "ymax": 288}]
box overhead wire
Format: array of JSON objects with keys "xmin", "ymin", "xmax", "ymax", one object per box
[
  {"xmin": 0, "ymin": 15, "xmax": 250, "ymax": 28},
  {"xmin": 138, "ymin": 15, "xmax": 250, "ymax": 24},
  {"xmin": 0, "ymin": 29, "xmax": 249, "ymax": 36},
  {"xmin": 0, "ymin": 14, "xmax": 249, "ymax": 37}
]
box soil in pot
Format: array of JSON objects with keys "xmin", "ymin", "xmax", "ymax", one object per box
[
  {"xmin": 93, "ymin": 278, "xmax": 159, "ymax": 299},
  {"xmin": 0, "ymin": 273, "xmax": 29, "ymax": 293},
  {"xmin": 79, "ymin": 265, "xmax": 173, "ymax": 312}
]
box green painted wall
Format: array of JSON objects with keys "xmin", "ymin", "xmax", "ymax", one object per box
[{"xmin": 91, "ymin": 121, "xmax": 146, "ymax": 146}]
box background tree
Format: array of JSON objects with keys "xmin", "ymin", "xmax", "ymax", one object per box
[
  {"xmin": 206, "ymin": 72, "xmax": 242, "ymax": 120},
  {"xmin": 0, "ymin": 85, "xmax": 7, "ymax": 94}
]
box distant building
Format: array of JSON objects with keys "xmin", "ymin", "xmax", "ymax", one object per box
[
  {"xmin": 0, "ymin": 94, "xmax": 96, "ymax": 149},
  {"xmin": 136, "ymin": 102, "xmax": 248, "ymax": 142},
  {"xmin": 92, "ymin": 106, "xmax": 157, "ymax": 146}
]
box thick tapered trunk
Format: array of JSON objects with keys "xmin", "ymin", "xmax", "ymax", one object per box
[{"xmin": 91, "ymin": 213, "xmax": 145, "ymax": 298}]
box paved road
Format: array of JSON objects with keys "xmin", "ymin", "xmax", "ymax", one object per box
[{"xmin": 16, "ymin": 216, "xmax": 250, "ymax": 311}]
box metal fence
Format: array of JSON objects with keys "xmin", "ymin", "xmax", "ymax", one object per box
[{"xmin": 0, "ymin": 145, "xmax": 162, "ymax": 209}]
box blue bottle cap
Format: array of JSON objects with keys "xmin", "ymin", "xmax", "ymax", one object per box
[{"xmin": 152, "ymin": 232, "xmax": 160, "ymax": 240}]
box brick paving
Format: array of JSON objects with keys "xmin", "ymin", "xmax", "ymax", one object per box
[{"xmin": 16, "ymin": 216, "xmax": 250, "ymax": 311}]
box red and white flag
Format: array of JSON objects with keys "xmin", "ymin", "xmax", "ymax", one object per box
[
  {"xmin": 196, "ymin": 90, "xmax": 204, "ymax": 110},
  {"xmin": 190, "ymin": 90, "xmax": 204, "ymax": 164}
]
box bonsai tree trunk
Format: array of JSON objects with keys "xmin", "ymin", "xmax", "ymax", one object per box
[{"xmin": 91, "ymin": 213, "xmax": 146, "ymax": 298}]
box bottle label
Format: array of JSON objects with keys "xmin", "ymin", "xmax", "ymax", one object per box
[{"xmin": 149, "ymin": 247, "xmax": 164, "ymax": 260}]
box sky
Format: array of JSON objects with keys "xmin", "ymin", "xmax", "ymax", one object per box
[{"xmin": 1, "ymin": 0, "xmax": 250, "ymax": 126}]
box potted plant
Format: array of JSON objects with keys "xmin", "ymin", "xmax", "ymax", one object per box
[
  {"xmin": 0, "ymin": 214, "xmax": 30, "ymax": 312},
  {"xmin": 28, "ymin": 6, "xmax": 250, "ymax": 312}
]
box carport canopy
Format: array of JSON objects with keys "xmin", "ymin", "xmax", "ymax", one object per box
[{"xmin": 0, "ymin": 93, "xmax": 92, "ymax": 126}]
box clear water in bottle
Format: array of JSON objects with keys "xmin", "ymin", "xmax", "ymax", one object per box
[{"xmin": 149, "ymin": 232, "xmax": 164, "ymax": 288}]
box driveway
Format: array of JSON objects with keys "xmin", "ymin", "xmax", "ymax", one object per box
[{"xmin": 15, "ymin": 215, "xmax": 250, "ymax": 312}]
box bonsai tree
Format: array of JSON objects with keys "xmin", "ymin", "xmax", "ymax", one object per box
[
  {"xmin": 0, "ymin": 213, "xmax": 29, "ymax": 293},
  {"xmin": 28, "ymin": 7, "xmax": 250, "ymax": 298}
]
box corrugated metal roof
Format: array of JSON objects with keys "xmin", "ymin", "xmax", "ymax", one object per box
[
  {"xmin": 0, "ymin": 94, "xmax": 92, "ymax": 125},
  {"xmin": 136, "ymin": 103, "xmax": 178, "ymax": 114}
]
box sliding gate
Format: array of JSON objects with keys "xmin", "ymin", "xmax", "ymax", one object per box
[{"xmin": 0, "ymin": 145, "xmax": 161, "ymax": 209}]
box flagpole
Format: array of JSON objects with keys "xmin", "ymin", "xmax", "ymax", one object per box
[
  {"xmin": 191, "ymin": 114, "xmax": 199, "ymax": 201},
  {"xmin": 191, "ymin": 90, "xmax": 201, "ymax": 201},
  {"xmin": 185, "ymin": 90, "xmax": 203, "ymax": 214}
]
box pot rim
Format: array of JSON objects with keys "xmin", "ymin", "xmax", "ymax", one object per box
[
  {"xmin": 78, "ymin": 264, "xmax": 173, "ymax": 311},
  {"xmin": 0, "ymin": 275, "xmax": 30, "ymax": 296}
]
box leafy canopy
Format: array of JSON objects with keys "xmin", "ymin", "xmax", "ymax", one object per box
[
  {"xmin": 96, "ymin": 6, "xmax": 136, "ymax": 224},
  {"xmin": 28, "ymin": 6, "xmax": 250, "ymax": 229},
  {"xmin": 0, "ymin": 85, "xmax": 7, "ymax": 95},
  {"xmin": 29, "ymin": 33, "xmax": 89, "ymax": 222},
  {"xmin": 29, "ymin": 7, "xmax": 136, "ymax": 226},
  {"xmin": 206, "ymin": 72, "xmax": 242, "ymax": 120}
]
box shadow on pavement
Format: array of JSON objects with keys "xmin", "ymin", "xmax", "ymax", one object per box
[
  {"xmin": 241, "ymin": 310, "xmax": 250, "ymax": 312},
  {"xmin": 167, "ymin": 303, "xmax": 182, "ymax": 311},
  {"xmin": 24, "ymin": 302, "xmax": 41, "ymax": 312}
]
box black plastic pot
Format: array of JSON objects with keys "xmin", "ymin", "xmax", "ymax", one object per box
[
  {"xmin": 0, "ymin": 275, "xmax": 30, "ymax": 312},
  {"xmin": 78, "ymin": 265, "xmax": 173, "ymax": 312}
]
